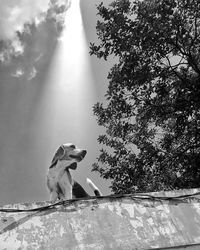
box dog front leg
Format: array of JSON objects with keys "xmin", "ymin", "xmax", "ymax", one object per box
[
  {"xmin": 59, "ymin": 180, "xmax": 72, "ymax": 200},
  {"xmin": 58, "ymin": 169, "xmax": 73, "ymax": 200},
  {"xmin": 50, "ymin": 191, "xmax": 58, "ymax": 203},
  {"xmin": 64, "ymin": 187, "xmax": 73, "ymax": 200}
]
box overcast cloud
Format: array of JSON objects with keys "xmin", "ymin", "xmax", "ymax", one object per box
[
  {"xmin": 0, "ymin": 0, "xmax": 50, "ymax": 40},
  {"xmin": 0, "ymin": 0, "xmax": 69, "ymax": 62}
]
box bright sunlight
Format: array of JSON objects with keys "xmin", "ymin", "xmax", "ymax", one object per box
[{"xmin": 34, "ymin": 0, "xmax": 96, "ymax": 145}]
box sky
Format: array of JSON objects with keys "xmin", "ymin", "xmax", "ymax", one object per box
[{"xmin": 0, "ymin": 0, "xmax": 114, "ymax": 205}]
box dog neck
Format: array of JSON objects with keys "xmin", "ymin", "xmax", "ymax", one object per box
[
  {"xmin": 64, "ymin": 168, "xmax": 73, "ymax": 186},
  {"xmin": 49, "ymin": 160, "xmax": 73, "ymax": 177}
]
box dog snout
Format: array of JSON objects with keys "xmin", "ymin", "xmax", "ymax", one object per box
[
  {"xmin": 69, "ymin": 149, "xmax": 87, "ymax": 162},
  {"xmin": 78, "ymin": 149, "xmax": 87, "ymax": 161},
  {"xmin": 82, "ymin": 150, "xmax": 87, "ymax": 158}
]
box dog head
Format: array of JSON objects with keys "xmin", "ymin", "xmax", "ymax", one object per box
[{"xmin": 49, "ymin": 143, "xmax": 87, "ymax": 170}]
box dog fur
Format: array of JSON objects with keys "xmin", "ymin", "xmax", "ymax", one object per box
[{"xmin": 47, "ymin": 143, "xmax": 102, "ymax": 202}]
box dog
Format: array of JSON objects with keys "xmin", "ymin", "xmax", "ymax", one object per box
[{"xmin": 47, "ymin": 143, "xmax": 102, "ymax": 202}]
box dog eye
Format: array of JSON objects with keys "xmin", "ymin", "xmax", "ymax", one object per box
[{"xmin": 70, "ymin": 145, "xmax": 76, "ymax": 149}]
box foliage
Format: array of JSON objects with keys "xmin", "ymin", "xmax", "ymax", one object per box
[{"xmin": 90, "ymin": 0, "xmax": 200, "ymax": 194}]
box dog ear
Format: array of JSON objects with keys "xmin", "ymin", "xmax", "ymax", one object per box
[{"xmin": 49, "ymin": 145, "xmax": 65, "ymax": 168}]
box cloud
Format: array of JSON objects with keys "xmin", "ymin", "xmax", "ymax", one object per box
[
  {"xmin": 11, "ymin": 68, "xmax": 24, "ymax": 78},
  {"xmin": 11, "ymin": 66, "xmax": 38, "ymax": 80},
  {"xmin": 35, "ymin": 53, "xmax": 43, "ymax": 62},
  {"xmin": 0, "ymin": 0, "xmax": 69, "ymax": 63},
  {"xmin": 28, "ymin": 67, "xmax": 37, "ymax": 80},
  {"xmin": 0, "ymin": 0, "xmax": 50, "ymax": 62},
  {"xmin": 0, "ymin": 0, "xmax": 50, "ymax": 41}
]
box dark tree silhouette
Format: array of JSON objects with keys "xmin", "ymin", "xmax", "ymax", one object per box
[{"xmin": 90, "ymin": 0, "xmax": 200, "ymax": 194}]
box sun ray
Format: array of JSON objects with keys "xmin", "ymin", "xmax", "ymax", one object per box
[{"xmin": 34, "ymin": 0, "xmax": 97, "ymax": 147}]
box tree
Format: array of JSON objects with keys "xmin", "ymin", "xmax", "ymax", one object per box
[{"xmin": 90, "ymin": 0, "xmax": 200, "ymax": 194}]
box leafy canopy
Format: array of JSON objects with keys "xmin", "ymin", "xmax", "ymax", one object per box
[{"xmin": 90, "ymin": 0, "xmax": 200, "ymax": 194}]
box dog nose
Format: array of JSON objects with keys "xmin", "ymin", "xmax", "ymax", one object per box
[{"xmin": 82, "ymin": 150, "xmax": 87, "ymax": 157}]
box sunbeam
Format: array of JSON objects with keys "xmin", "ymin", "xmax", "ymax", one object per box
[{"xmin": 35, "ymin": 0, "xmax": 97, "ymax": 147}]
